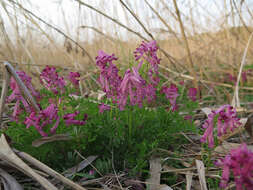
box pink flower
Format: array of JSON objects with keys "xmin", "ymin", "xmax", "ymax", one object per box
[
  {"xmin": 242, "ymin": 71, "xmax": 247, "ymax": 83},
  {"xmin": 160, "ymin": 84, "xmax": 179, "ymax": 111},
  {"xmin": 134, "ymin": 41, "xmax": 160, "ymax": 74},
  {"xmin": 24, "ymin": 103, "xmax": 60, "ymax": 136},
  {"xmin": 200, "ymin": 105, "xmax": 241, "ymax": 148},
  {"xmin": 89, "ymin": 170, "xmax": 95, "ymax": 175},
  {"xmin": 118, "ymin": 68, "xmax": 146, "ymax": 110},
  {"xmin": 96, "ymin": 50, "xmax": 118, "ymax": 70},
  {"xmin": 200, "ymin": 112, "xmax": 215, "ymax": 147},
  {"xmin": 188, "ymin": 88, "xmax": 197, "ymax": 101},
  {"xmin": 224, "ymin": 73, "xmax": 236, "ymax": 84},
  {"xmin": 215, "ymin": 143, "xmax": 253, "ymax": 189},
  {"xmin": 216, "ymin": 106, "xmax": 241, "ymax": 136},
  {"xmin": 14, "ymin": 71, "xmax": 40, "ymax": 99},
  {"xmin": 145, "ymin": 84, "xmax": 156, "ymax": 104},
  {"xmin": 7, "ymin": 71, "xmax": 40, "ymax": 121},
  {"xmin": 25, "ymin": 112, "xmax": 47, "ymax": 137},
  {"xmin": 99, "ymin": 103, "xmax": 111, "ymax": 113},
  {"xmin": 40, "ymin": 66, "xmax": 66, "ymax": 94},
  {"xmin": 179, "ymin": 81, "xmax": 184, "ymax": 85},
  {"xmin": 63, "ymin": 111, "xmax": 88, "ymax": 126},
  {"xmin": 134, "ymin": 41, "xmax": 160, "ymax": 87},
  {"xmin": 69, "ymin": 72, "xmax": 80, "ymax": 87},
  {"xmin": 96, "ymin": 51, "xmax": 122, "ymax": 100},
  {"xmin": 184, "ymin": 115, "xmax": 192, "ymax": 121}
]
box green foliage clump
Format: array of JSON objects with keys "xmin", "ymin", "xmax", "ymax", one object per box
[{"xmin": 4, "ymin": 85, "xmax": 198, "ymax": 175}]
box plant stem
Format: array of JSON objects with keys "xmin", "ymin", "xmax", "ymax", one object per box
[{"xmin": 128, "ymin": 107, "xmax": 133, "ymax": 145}]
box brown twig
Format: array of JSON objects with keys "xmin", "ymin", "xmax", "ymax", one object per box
[
  {"xmin": 4, "ymin": 62, "xmax": 40, "ymax": 112},
  {"xmin": 79, "ymin": 25, "xmax": 117, "ymax": 43},
  {"xmin": 159, "ymin": 65, "xmax": 253, "ymax": 91},
  {"xmin": 172, "ymin": 0, "xmax": 198, "ymax": 89},
  {"xmin": 143, "ymin": 0, "xmax": 180, "ymax": 42},
  {"xmin": 0, "ymin": 67, "xmax": 10, "ymax": 122},
  {"xmin": 119, "ymin": 0, "xmax": 154, "ymax": 40},
  {"xmin": 232, "ymin": 0, "xmax": 252, "ymax": 34}
]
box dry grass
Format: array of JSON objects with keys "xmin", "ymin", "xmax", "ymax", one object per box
[{"xmin": 0, "ymin": 0, "xmax": 253, "ymax": 104}]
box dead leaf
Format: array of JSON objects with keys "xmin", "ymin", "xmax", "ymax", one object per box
[
  {"xmin": 195, "ymin": 160, "xmax": 208, "ymax": 190},
  {"xmin": 123, "ymin": 179, "xmax": 145, "ymax": 190},
  {"xmin": 0, "ymin": 168, "xmax": 23, "ymax": 190},
  {"xmin": 69, "ymin": 94, "xmax": 82, "ymax": 100},
  {"xmin": 215, "ymin": 141, "xmax": 253, "ymax": 155},
  {"xmin": 32, "ymin": 134, "xmax": 71, "ymax": 147},
  {"xmin": 182, "ymin": 161, "xmax": 192, "ymax": 168},
  {"xmin": 193, "ymin": 120, "xmax": 201, "ymax": 127},
  {"xmin": 89, "ymin": 90, "xmax": 106, "ymax": 100},
  {"xmin": 225, "ymin": 183, "xmax": 236, "ymax": 190},
  {"xmin": 235, "ymin": 107, "xmax": 247, "ymax": 113},
  {"xmin": 214, "ymin": 142, "xmax": 240, "ymax": 155},
  {"xmin": 244, "ymin": 113, "xmax": 253, "ymax": 139},
  {"xmin": 97, "ymin": 91, "xmax": 106, "ymax": 100},
  {"xmin": 218, "ymin": 118, "xmax": 247, "ymax": 142},
  {"xmin": 146, "ymin": 156, "xmax": 161, "ymax": 190},
  {"xmin": 186, "ymin": 171, "xmax": 193, "ymax": 190},
  {"xmin": 158, "ymin": 184, "xmax": 173, "ymax": 190},
  {"xmin": 63, "ymin": 155, "xmax": 98, "ymax": 177},
  {"xmin": 2, "ymin": 133, "xmax": 13, "ymax": 145},
  {"xmin": 0, "ymin": 67, "xmax": 10, "ymax": 121},
  {"xmin": 201, "ymin": 107, "xmax": 212, "ymax": 116},
  {"xmin": 191, "ymin": 180, "xmax": 202, "ymax": 190}
]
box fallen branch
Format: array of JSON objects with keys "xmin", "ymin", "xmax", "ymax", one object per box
[
  {"xmin": 14, "ymin": 149, "xmax": 87, "ymax": 190},
  {"xmin": 0, "ymin": 134, "xmax": 58, "ymax": 190}
]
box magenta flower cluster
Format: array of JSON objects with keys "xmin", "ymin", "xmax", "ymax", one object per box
[
  {"xmin": 40, "ymin": 66, "xmax": 66, "ymax": 94},
  {"xmin": 134, "ymin": 40, "xmax": 160, "ymax": 74},
  {"xmin": 96, "ymin": 41, "xmax": 188, "ymax": 111},
  {"xmin": 215, "ymin": 143, "xmax": 253, "ymax": 189},
  {"xmin": 118, "ymin": 67, "xmax": 149, "ymax": 110},
  {"xmin": 160, "ymin": 84, "xmax": 179, "ymax": 111},
  {"xmin": 134, "ymin": 41, "xmax": 160, "ymax": 87},
  {"xmin": 24, "ymin": 105, "xmax": 87, "ymax": 137},
  {"xmin": 188, "ymin": 88, "xmax": 197, "ymax": 101},
  {"xmin": 7, "ymin": 71, "xmax": 40, "ymax": 121},
  {"xmin": 200, "ymin": 105, "xmax": 241, "ymax": 148},
  {"xmin": 7, "ymin": 68, "xmax": 86, "ymax": 136},
  {"xmin": 25, "ymin": 104, "xmax": 60, "ymax": 137},
  {"xmin": 99, "ymin": 103, "xmax": 111, "ymax": 113},
  {"xmin": 63, "ymin": 111, "xmax": 88, "ymax": 126},
  {"xmin": 69, "ymin": 72, "xmax": 80, "ymax": 87},
  {"xmin": 96, "ymin": 50, "xmax": 122, "ymax": 102}
]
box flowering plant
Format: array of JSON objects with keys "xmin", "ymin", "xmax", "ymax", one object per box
[
  {"xmin": 96, "ymin": 41, "xmax": 183, "ymax": 111},
  {"xmin": 6, "ymin": 67, "xmax": 87, "ymax": 137},
  {"xmin": 5, "ymin": 41, "xmax": 199, "ymax": 183},
  {"xmin": 7, "ymin": 71, "xmax": 40, "ymax": 121},
  {"xmin": 40, "ymin": 66, "xmax": 66, "ymax": 95},
  {"xmin": 200, "ymin": 105, "xmax": 241, "ymax": 148},
  {"xmin": 216, "ymin": 143, "xmax": 253, "ymax": 189}
]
